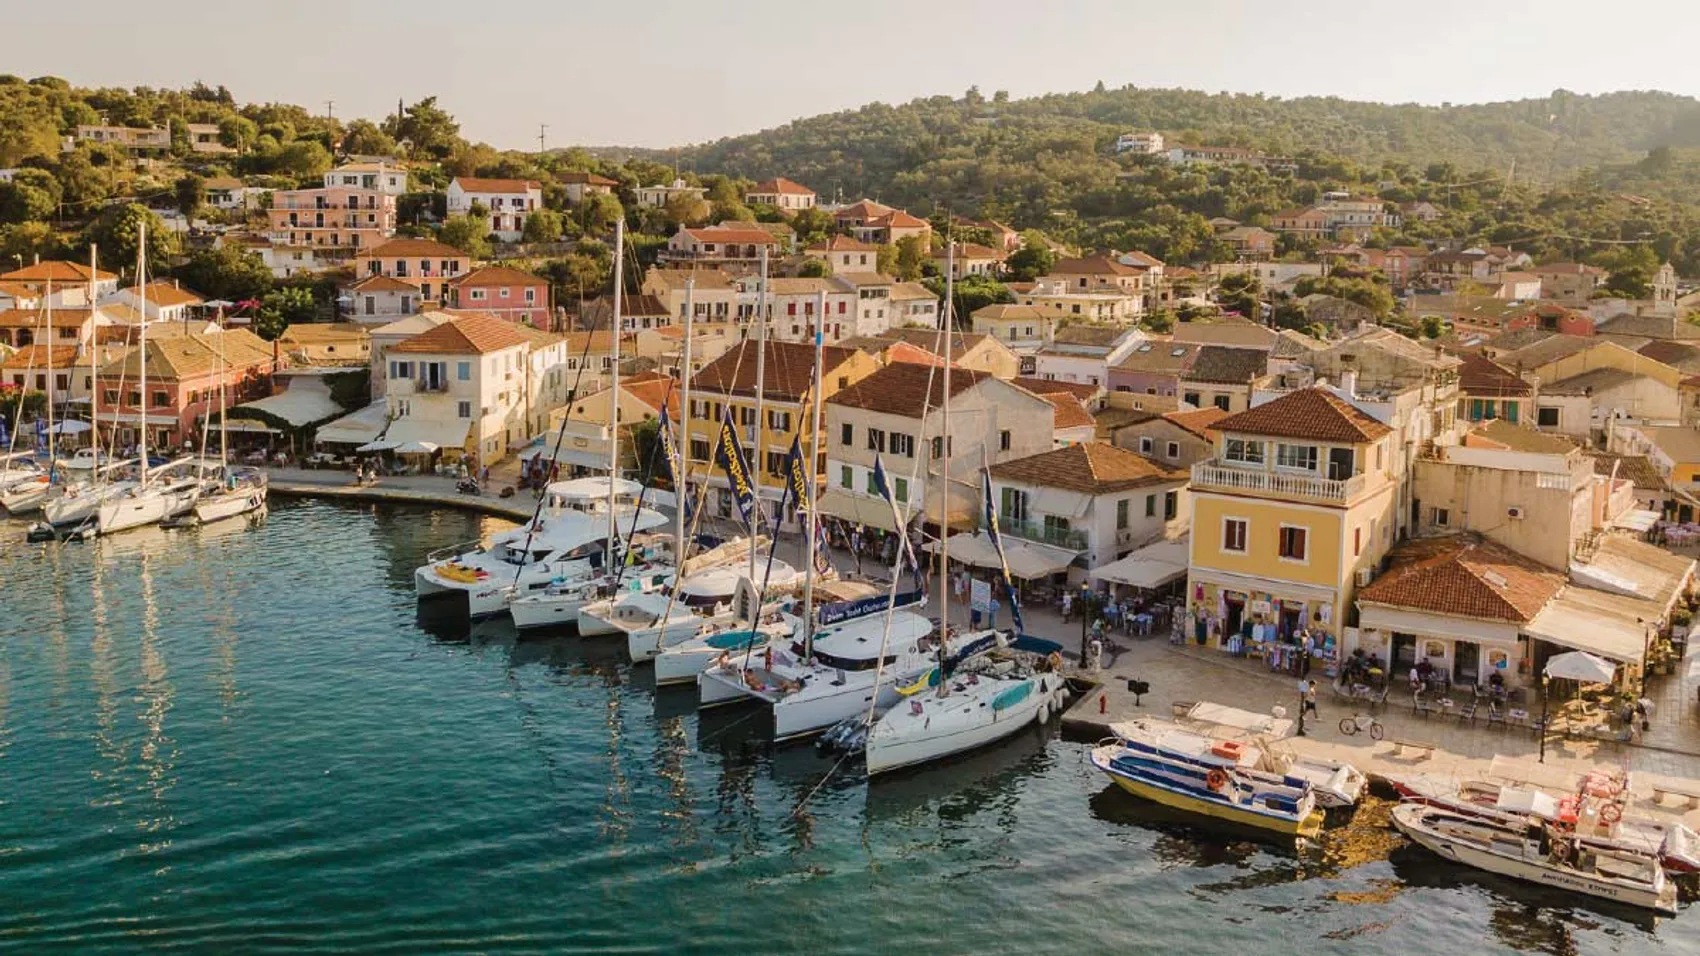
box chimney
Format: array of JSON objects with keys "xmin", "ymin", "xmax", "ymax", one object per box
[{"xmin": 1340, "ymin": 370, "xmax": 1357, "ymax": 399}]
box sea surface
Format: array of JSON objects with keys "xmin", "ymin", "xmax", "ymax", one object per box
[{"xmin": 0, "ymin": 499, "xmax": 1695, "ymax": 954}]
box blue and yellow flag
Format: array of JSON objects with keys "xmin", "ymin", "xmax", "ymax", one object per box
[
  {"xmin": 713, "ymin": 405, "xmax": 757, "ymax": 530},
  {"xmin": 982, "ymin": 468, "xmax": 1025, "ymax": 635},
  {"xmin": 658, "ymin": 405, "xmax": 692, "ymax": 523},
  {"xmin": 783, "ymin": 434, "xmax": 810, "ymax": 519},
  {"xmin": 873, "ymin": 454, "xmax": 925, "ymax": 593}
]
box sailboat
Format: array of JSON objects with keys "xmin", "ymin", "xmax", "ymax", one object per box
[
  {"xmin": 2, "ymin": 281, "xmax": 59, "ymax": 514},
  {"xmin": 97, "ymin": 223, "xmax": 201, "ymax": 535},
  {"xmin": 44, "ymin": 246, "xmax": 134, "ymax": 530},
  {"xmin": 192, "ymin": 308, "xmax": 267, "ymax": 524}
]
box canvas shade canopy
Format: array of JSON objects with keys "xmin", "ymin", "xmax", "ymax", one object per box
[
  {"xmin": 924, "ymin": 531, "xmax": 1079, "ymax": 579},
  {"xmin": 47, "ymin": 420, "xmax": 92, "ymax": 435},
  {"xmin": 383, "ymin": 417, "xmax": 470, "ymax": 450},
  {"xmin": 394, "ymin": 441, "xmax": 440, "ymax": 455},
  {"xmin": 1090, "ymin": 536, "xmax": 1188, "ymax": 589},
  {"xmin": 316, "ymin": 401, "xmax": 389, "ymax": 446},
  {"xmin": 1543, "ymin": 651, "xmax": 1618, "ymax": 684}
]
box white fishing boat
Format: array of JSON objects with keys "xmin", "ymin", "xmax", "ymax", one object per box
[
  {"xmin": 1145, "ymin": 701, "xmax": 1367, "ymax": 810},
  {"xmin": 865, "ymin": 631, "xmax": 1069, "ymax": 775},
  {"xmin": 1392, "ymin": 803, "xmax": 1677, "ymax": 915},
  {"xmin": 1389, "ymin": 769, "xmax": 1700, "ymax": 875},
  {"xmin": 0, "ymin": 471, "xmax": 51, "ymax": 513},
  {"xmin": 1088, "ymin": 719, "xmax": 1324, "ymax": 838},
  {"xmin": 413, "ymin": 477, "xmax": 668, "ymax": 619},
  {"xmin": 193, "ymin": 468, "xmax": 268, "ymax": 524},
  {"xmin": 696, "ymin": 609, "xmax": 938, "ymax": 739}
]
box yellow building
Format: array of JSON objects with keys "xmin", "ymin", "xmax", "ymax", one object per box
[
  {"xmin": 684, "ymin": 339, "xmax": 879, "ymax": 524},
  {"xmin": 1185, "ymin": 387, "xmax": 1399, "ymax": 653}
]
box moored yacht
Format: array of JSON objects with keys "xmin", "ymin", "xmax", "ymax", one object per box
[
  {"xmin": 508, "ymin": 560, "xmax": 674, "ymax": 631},
  {"xmin": 413, "ymin": 477, "xmax": 668, "ymax": 619}
]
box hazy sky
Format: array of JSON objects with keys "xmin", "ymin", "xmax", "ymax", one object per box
[{"xmin": 11, "ymin": 0, "xmax": 1699, "ymax": 150}]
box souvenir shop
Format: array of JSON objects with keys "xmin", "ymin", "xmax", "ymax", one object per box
[{"xmin": 1187, "ymin": 576, "xmax": 1341, "ymax": 678}]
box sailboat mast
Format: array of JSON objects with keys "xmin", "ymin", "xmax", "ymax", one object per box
[
  {"xmin": 218, "ymin": 308, "xmax": 228, "ymax": 471},
  {"xmin": 749, "ymin": 247, "xmax": 769, "ymax": 582},
  {"xmin": 677, "ymin": 277, "xmax": 694, "ymax": 556},
  {"xmin": 88, "ymin": 244, "xmax": 99, "ymax": 484},
  {"xmin": 606, "ymin": 218, "xmax": 624, "ymax": 566},
  {"xmin": 44, "ymin": 276, "xmax": 54, "ymax": 470},
  {"xmin": 803, "ymin": 289, "xmax": 825, "ymax": 659},
  {"xmin": 938, "ymin": 243, "xmax": 955, "ymax": 674},
  {"xmin": 136, "ymin": 223, "xmax": 148, "ymax": 489}
]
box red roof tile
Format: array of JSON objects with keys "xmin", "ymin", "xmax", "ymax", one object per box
[
  {"xmin": 990, "ymin": 442, "xmax": 1187, "ymax": 494},
  {"xmin": 1358, "ymin": 535, "xmax": 1563, "ymax": 623},
  {"xmin": 388, "ymin": 314, "xmax": 531, "ymax": 355},
  {"xmin": 1213, "ymin": 387, "xmax": 1391, "ymax": 443}
]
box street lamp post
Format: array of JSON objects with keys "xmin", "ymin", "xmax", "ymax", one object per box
[{"xmin": 1538, "ymin": 674, "xmax": 1550, "ymax": 763}]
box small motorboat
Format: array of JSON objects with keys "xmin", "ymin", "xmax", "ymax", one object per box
[{"xmin": 1392, "ymin": 803, "xmax": 1678, "ymax": 915}]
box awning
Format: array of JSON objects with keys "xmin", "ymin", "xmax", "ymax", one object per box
[
  {"xmin": 1612, "ymin": 509, "xmax": 1660, "ymax": 532},
  {"xmin": 394, "ymin": 441, "xmax": 439, "ymax": 455},
  {"xmin": 925, "ymin": 531, "xmax": 1080, "ymax": 579},
  {"xmin": 1091, "ymin": 536, "xmax": 1188, "ymax": 588},
  {"xmin": 1544, "ymin": 650, "xmax": 1618, "ymax": 684},
  {"xmin": 380, "ymin": 417, "xmax": 471, "ymax": 451},
  {"xmin": 47, "ymin": 420, "xmax": 92, "ymax": 435},
  {"xmin": 1523, "ymin": 587, "xmax": 1650, "ymax": 664},
  {"xmin": 316, "ymin": 401, "xmax": 389, "ymax": 445},
  {"xmin": 818, "ymin": 489, "xmax": 905, "ymax": 533},
  {"xmin": 104, "ymin": 413, "xmax": 178, "ymax": 426},
  {"xmin": 233, "ymin": 377, "xmax": 340, "ymax": 427},
  {"xmin": 220, "ymin": 421, "xmax": 279, "ymax": 434}
]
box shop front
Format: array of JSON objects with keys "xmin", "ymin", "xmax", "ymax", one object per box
[
  {"xmin": 1186, "ymin": 571, "xmax": 1341, "ymax": 676},
  {"xmin": 1354, "ymin": 604, "xmax": 1527, "ymax": 691}
]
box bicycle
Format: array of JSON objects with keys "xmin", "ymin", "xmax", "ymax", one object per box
[{"xmin": 1339, "ymin": 712, "xmax": 1384, "ymax": 740}]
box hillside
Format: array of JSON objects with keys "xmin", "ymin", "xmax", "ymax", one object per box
[{"xmin": 674, "ymin": 86, "xmax": 1700, "ymax": 209}]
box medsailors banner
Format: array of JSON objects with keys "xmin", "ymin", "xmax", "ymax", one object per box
[{"xmin": 713, "ymin": 406, "xmax": 757, "ymax": 530}]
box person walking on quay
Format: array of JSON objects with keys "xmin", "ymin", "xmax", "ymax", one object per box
[{"xmin": 1303, "ymin": 679, "xmax": 1319, "ymax": 720}]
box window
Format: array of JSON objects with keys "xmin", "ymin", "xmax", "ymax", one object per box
[
  {"xmin": 152, "ymin": 390, "xmax": 169, "ymax": 407},
  {"xmin": 690, "ymin": 438, "xmax": 711, "ymax": 462},
  {"xmin": 1116, "ymin": 499, "xmax": 1129, "ymax": 530},
  {"xmin": 456, "ymin": 361, "xmax": 471, "ymax": 381},
  {"xmin": 457, "ymin": 401, "xmax": 472, "ymax": 419},
  {"xmin": 1001, "ymin": 486, "xmax": 1028, "ymax": 522},
  {"xmin": 1537, "ymin": 406, "xmax": 1559, "ymax": 428},
  {"xmin": 1222, "ymin": 518, "xmax": 1248, "ymax": 553},
  {"xmin": 893, "ymin": 476, "xmax": 908, "ymax": 503},
  {"xmin": 1164, "ymin": 491, "xmax": 1177, "ymax": 520},
  {"xmin": 1213, "ymin": 395, "xmax": 1230, "ymax": 412},
  {"xmin": 1224, "ymin": 438, "xmax": 1264, "ymax": 464},
  {"xmin": 891, "ymin": 433, "xmax": 914, "ymax": 457},
  {"xmin": 1166, "ymin": 441, "xmax": 1179, "ymax": 459},
  {"xmin": 866, "ymin": 427, "xmax": 885, "ymax": 452},
  {"xmin": 999, "ymin": 430, "xmax": 1011, "ymax": 451},
  {"xmin": 1183, "ymin": 391, "xmax": 1201, "ymax": 406},
  {"xmin": 1139, "ymin": 437, "xmax": 1153, "ymax": 454},
  {"xmin": 1278, "ymin": 525, "xmax": 1308, "ymax": 561},
  {"xmin": 841, "ymin": 422, "xmax": 853, "ymax": 446},
  {"xmin": 840, "ymin": 465, "xmax": 853, "ymax": 489},
  {"xmin": 865, "ymin": 470, "xmax": 879, "ymax": 495},
  {"xmin": 766, "ymin": 451, "xmax": 786, "ymax": 476},
  {"xmin": 766, "ymin": 410, "xmax": 791, "ymax": 432},
  {"xmin": 1145, "ymin": 494, "xmax": 1155, "ymax": 517},
  {"xmin": 1504, "ymin": 402, "xmax": 1519, "ymax": 424},
  {"xmin": 1432, "ymin": 507, "xmax": 1450, "ymax": 527},
  {"xmin": 1354, "ymin": 526, "xmax": 1362, "ymax": 556},
  {"xmin": 1276, "ymin": 444, "xmax": 1318, "ymax": 471}
]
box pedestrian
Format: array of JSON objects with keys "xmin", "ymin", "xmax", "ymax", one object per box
[
  {"xmin": 1088, "ymin": 634, "xmax": 1103, "ymax": 672},
  {"xmin": 1060, "ymin": 590, "xmax": 1073, "ymax": 622},
  {"xmin": 989, "ymin": 597, "xmax": 1001, "ymax": 628},
  {"xmin": 1303, "ymin": 679, "xmax": 1319, "ymax": 719},
  {"xmin": 481, "ymin": 464, "xmax": 490, "ymax": 486}
]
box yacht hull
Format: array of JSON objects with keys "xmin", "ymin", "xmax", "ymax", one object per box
[{"xmin": 866, "ymin": 675, "xmax": 1065, "ymax": 775}]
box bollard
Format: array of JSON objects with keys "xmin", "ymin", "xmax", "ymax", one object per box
[{"xmin": 1099, "ymin": 693, "xmax": 1107, "ymax": 714}]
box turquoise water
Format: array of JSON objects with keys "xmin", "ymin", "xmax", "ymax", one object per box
[{"xmin": 0, "ymin": 500, "xmax": 1693, "ymax": 953}]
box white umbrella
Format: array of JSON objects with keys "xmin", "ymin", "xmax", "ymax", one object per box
[
  {"xmin": 48, "ymin": 420, "xmax": 92, "ymax": 435},
  {"xmin": 394, "ymin": 441, "xmax": 439, "ymax": 455},
  {"xmin": 1543, "ymin": 651, "xmax": 1618, "ymax": 684},
  {"xmin": 356, "ymin": 440, "xmax": 398, "ymax": 453}
]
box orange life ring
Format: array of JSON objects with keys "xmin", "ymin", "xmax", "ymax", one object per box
[
  {"xmin": 1601, "ymin": 803, "xmax": 1623, "ymax": 825},
  {"xmin": 1205, "ymin": 769, "xmax": 1229, "ymax": 791}
]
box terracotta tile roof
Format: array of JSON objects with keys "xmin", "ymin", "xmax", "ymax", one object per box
[
  {"xmin": 876, "ymin": 327, "xmax": 994, "ymax": 361},
  {"xmin": 694, "ymin": 339, "xmax": 860, "ymax": 403},
  {"xmin": 559, "ymin": 171, "xmax": 618, "ymax": 186},
  {"xmin": 1163, "ymin": 407, "xmax": 1230, "ymax": 439},
  {"xmin": 937, "ymin": 241, "xmax": 1003, "ymax": 260},
  {"xmin": 1483, "ymin": 327, "xmax": 1555, "ymax": 353},
  {"xmin": 0, "ymin": 260, "xmax": 118, "ymax": 284},
  {"xmin": 806, "ymin": 235, "xmax": 877, "ymax": 253},
  {"xmin": 1540, "ymin": 366, "xmax": 1640, "ymax": 396},
  {"xmin": 1496, "ymin": 333, "xmax": 1598, "ymax": 370},
  {"xmin": 617, "ymin": 372, "xmax": 680, "ymax": 417},
  {"xmin": 1532, "ymin": 262, "xmax": 1605, "ymax": 276},
  {"xmin": 990, "ymin": 442, "xmax": 1187, "ymax": 495},
  {"xmin": 0, "ymin": 281, "xmax": 39, "ymax": 299},
  {"xmin": 561, "ymin": 330, "xmax": 617, "ymax": 354},
  {"xmin": 1048, "ymin": 255, "xmax": 1140, "ymax": 276},
  {"xmin": 1041, "ymin": 392, "xmax": 1095, "ymax": 430},
  {"xmin": 889, "ymin": 281, "xmax": 936, "ymax": 303},
  {"xmin": 833, "ymin": 199, "xmax": 894, "ymax": 220},
  {"xmin": 1053, "ymin": 325, "xmax": 1132, "ymax": 349},
  {"xmin": 681, "ymin": 227, "xmax": 781, "ymax": 245},
  {"xmin": 97, "ymin": 329, "xmax": 274, "ymax": 381},
  {"xmin": 749, "ymin": 177, "xmax": 814, "ymax": 196},
  {"xmin": 0, "ymin": 344, "xmax": 79, "ymax": 370},
  {"xmin": 277, "ymin": 322, "xmax": 369, "ymax": 344},
  {"xmin": 1214, "ymin": 387, "xmax": 1392, "ymax": 443},
  {"xmin": 1358, "ymin": 535, "xmax": 1563, "ymax": 623},
  {"xmin": 1009, "ymin": 376, "xmax": 1099, "ymax": 401},
  {"xmin": 203, "ymin": 176, "xmax": 245, "ymax": 190},
  {"xmin": 0, "ymin": 307, "xmax": 97, "ymax": 328},
  {"xmin": 388, "ymin": 314, "xmax": 531, "ymax": 355},
  {"xmin": 348, "ymin": 273, "xmax": 419, "ymax": 294},
  {"xmin": 883, "ymin": 341, "xmax": 951, "ymax": 368},
  {"xmin": 452, "ymin": 177, "xmax": 541, "ymax": 194},
  {"xmin": 1457, "ymin": 353, "xmax": 1531, "ymax": 397},
  {"xmin": 1637, "ymin": 340, "xmax": 1700, "ymax": 371},
  {"xmin": 1272, "ymin": 328, "xmax": 1325, "ymax": 359},
  {"xmin": 1182, "ymin": 346, "xmax": 1268, "ymax": 384},
  {"xmin": 1462, "ymin": 419, "xmax": 1578, "ymax": 454},
  {"xmin": 448, "ymin": 265, "xmax": 547, "ymax": 288},
  {"xmin": 1589, "ymin": 453, "xmax": 1665, "ymax": 489},
  {"xmin": 1642, "ymin": 425, "xmax": 1700, "ymax": 463},
  {"xmin": 1597, "ymin": 313, "xmax": 1700, "ymax": 341},
  {"xmin": 973, "ymin": 304, "xmax": 1049, "ymax": 322},
  {"xmin": 360, "ymin": 238, "xmax": 468, "ymax": 259},
  {"xmin": 1170, "ymin": 317, "xmax": 1278, "ymax": 349},
  {"xmin": 827, "ymin": 363, "xmax": 990, "ymax": 417},
  {"xmin": 872, "ymin": 210, "xmax": 928, "ymax": 229}
]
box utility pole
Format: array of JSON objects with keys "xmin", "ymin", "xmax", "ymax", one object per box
[
  {"xmin": 538, "ymin": 124, "xmax": 548, "ymax": 154},
  {"xmin": 325, "ymin": 100, "xmax": 334, "ymax": 121}
]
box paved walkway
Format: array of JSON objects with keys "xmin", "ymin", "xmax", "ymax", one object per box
[{"xmin": 264, "ymin": 467, "xmax": 537, "ymax": 522}]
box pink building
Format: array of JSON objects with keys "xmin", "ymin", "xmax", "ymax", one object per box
[
  {"xmin": 94, "ymin": 330, "xmax": 277, "ymax": 450},
  {"xmin": 265, "ymin": 163, "xmax": 407, "ymax": 253}
]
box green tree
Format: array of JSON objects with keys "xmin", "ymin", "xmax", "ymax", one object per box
[
  {"xmin": 383, "ymin": 96, "xmax": 462, "ymax": 160},
  {"xmin": 438, "ymin": 214, "xmax": 491, "ymax": 258},
  {"xmin": 1216, "ymin": 272, "xmax": 1262, "ymax": 318},
  {"xmin": 575, "ymin": 192, "xmax": 624, "ymax": 236},
  {"xmin": 274, "ymin": 140, "xmax": 332, "ymax": 180},
  {"xmin": 175, "ymin": 173, "xmax": 205, "ymax": 217},
  {"xmin": 712, "ymin": 199, "xmax": 754, "ymax": 222},
  {"xmin": 340, "ymin": 119, "xmax": 396, "ymax": 157},
  {"xmin": 256, "ymin": 286, "xmax": 316, "ymax": 340},
  {"xmin": 893, "ymin": 234, "xmax": 928, "ymax": 281},
  {"xmin": 1142, "ymin": 310, "xmax": 1175, "ymax": 334},
  {"xmin": 1599, "ymin": 244, "xmax": 1660, "ymax": 299},
  {"xmin": 796, "ymin": 258, "xmax": 830, "ymax": 278},
  {"xmin": 0, "ymin": 169, "xmax": 59, "ymax": 224},
  {"xmin": 218, "ymin": 115, "xmax": 258, "ymax": 153},
  {"xmin": 1004, "ymin": 235, "xmax": 1056, "ymax": 282},
  {"xmin": 629, "ymin": 417, "xmax": 665, "ymax": 486},
  {"xmin": 55, "ymin": 145, "xmax": 119, "ymax": 209},
  {"xmin": 539, "ymin": 244, "xmax": 612, "ymax": 302},
  {"xmin": 876, "ymin": 242, "xmax": 899, "ymax": 277},
  {"xmin": 86, "ymin": 203, "xmax": 175, "ymax": 276},
  {"xmin": 522, "ymin": 207, "xmax": 564, "ymax": 244},
  {"xmin": 0, "ymin": 221, "xmax": 59, "ymax": 265},
  {"xmin": 926, "ymin": 273, "xmax": 1011, "ymax": 317},
  {"xmin": 789, "ymin": 207, "xmax": 831, "ymax": 245},
  {"xmin": 1419, "ymin": 314, "xmax": 1445, "ymax": 338},
  {"xmin": 173, "ymin": 244, "xmax": 274, "ymax": 302}
]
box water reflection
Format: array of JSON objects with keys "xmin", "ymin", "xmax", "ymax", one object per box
[
  {"xmin": 134, "ymin": 548, "xmax": 179, "ymax": 858},
  {"xmin": 864, "ymin": 723, "xmax": 1052, "ymax": 827}
]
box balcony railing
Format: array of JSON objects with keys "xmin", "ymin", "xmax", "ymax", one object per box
[
  {"xmin": 994, "ymin": 516, "xmax": 1090, "ymax": 551},
  {"xmin": 1191, "ymin": 460, "xmax": 1365, "ymax": 504},
  {"xmin": 415, "ymin": 377, "xmax": 449, "ymax": 393}
]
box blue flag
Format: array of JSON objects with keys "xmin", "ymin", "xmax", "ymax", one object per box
[
  {"xmin": 658, "ymin": 405, "xmax": 692, "ymax": 524},
  {"xmin": 872, "ymin": 455, "xmax": 925, "ymax": 593},
  {"xmin": 783, "ymin": 434, "xmax": 811, "ymax": 521},
  {"xmin": 982, "ymin": 469, "xmax": 1025, "ymax": 636},
  {"xmin": 712, "ymin": 405, "xmax": 757, "ymax": 530}
]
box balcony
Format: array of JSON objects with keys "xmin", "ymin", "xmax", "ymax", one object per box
[
  {"xmin": 995, "ymin": 516, "xmax": 1089, "ymax": 551},
  {"xmin": 415, "ymin": 377, "xmax": 449, "ymax": 393},
  {"xmin": 1191, "ymin": 460, "xmax": 1366, "ymax": 505}
]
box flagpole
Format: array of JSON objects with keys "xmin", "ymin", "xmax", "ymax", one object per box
[
  {"xmin": 749, "ymin": 246, "xmax": 769, "ymax": 583},
  {"xmin": 44, "ymin": 276, "xmax": 55, "ymax": 472},
  {"xmin": 677, "ymin": 277, "xmax": 694, "ymax": 558},
  {"xmin": 804, "ymin": 289, "xmax": 825, "ymax": 659}
]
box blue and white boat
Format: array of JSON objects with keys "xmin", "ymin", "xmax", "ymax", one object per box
[{"xmin": 1090, "ymin": 718, "xmax": 1324, "ymax": 838}]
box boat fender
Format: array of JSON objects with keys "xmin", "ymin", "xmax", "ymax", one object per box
[
  {"xmin": 1600, "ymin": 803, "xmax": 1623, "ymax": 825},
  {"xmin": 1206, "ymin": 769, "xmax": 1229, "ymax": 791}
]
